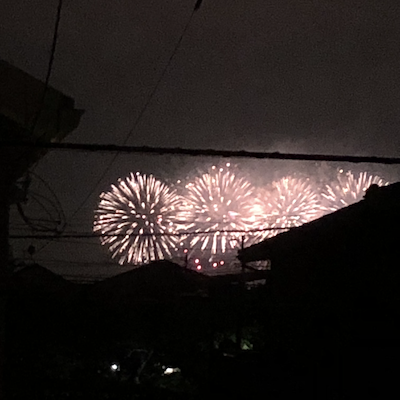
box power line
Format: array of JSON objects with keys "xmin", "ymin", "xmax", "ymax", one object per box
[
  {"xmin": 17, "ymin": 0, "xmax": 64, "ymax": 175},
  {"xmin": 30, "ymin": 0, "xmax": 64, "ymax": 135},
  {"xmin": 68, "ymin": 0, "xmax": 204, "ymax": 221},
  {"xmin": 10, "ymin": 227, "xmax": 289, "ymax": 240},
  {"xmin": 4, "ymin": 141, "xmax": 400, "ymax": 164},
  {"xmin": 21, "ymin": 259, "xmax": 121, "ymax": 267}
]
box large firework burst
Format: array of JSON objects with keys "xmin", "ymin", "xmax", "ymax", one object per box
[
  {"xmin": 321, "ymin": 170, "xmax": 389, "ymax": 212},
  {"xmin": 256, "ymin": 176, "xmax": 323, "ymax": 238},
  {"xmin": 182, "ymin": 165, "xmax": 260, "ymax": 254},
  {"xmin": 93, "ymin": 172, "xmax": 186, "ymax": 265}
]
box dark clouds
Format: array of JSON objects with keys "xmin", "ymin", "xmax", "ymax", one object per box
[{"xmin": 1, "ymin": 0, "xmax": 400, "ymax": 155}]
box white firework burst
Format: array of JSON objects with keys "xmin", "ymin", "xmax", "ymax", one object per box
[
  {"xmin": 182, "ymin": 165, "xmax": 259, "ymax": 254},
  {"xmin": 321, "ymin": 170, "xmax": 389, "ymax": 212},
  {"xmin": 256, "ymin": 176, "xmax": 323, "ymax": 238},
  {"xmin": 93, "ymin": 172, "xmax": 186, "ymax": 265}
]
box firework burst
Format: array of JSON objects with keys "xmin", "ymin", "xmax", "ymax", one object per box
[
  {"xmin": 93, "ymin": 172, "xmax": 186, "ymax": 265},
  {"xmin": 256, "ymin": 176, "xmax": 323, "ymax": 238},
  {"xmin": 321, "ymin": 170, "xmax": 389, "ymax": 212},
  {"xmin": 182, "ymin": 165, "xmax": 259, "ymax": 254}
]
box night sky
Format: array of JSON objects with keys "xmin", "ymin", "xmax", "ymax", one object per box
[{"xmin": 2, "ymin": 0, "xmax": 400, "ymax": 279}]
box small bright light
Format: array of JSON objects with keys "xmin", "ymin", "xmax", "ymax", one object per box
[
  {"xmin": 164, "ymin": 367, "xmax": 180, "ymax": 375},
  {"xmin": 212, "ymin": 262, "xmax": 218, "ymax": 268},
  {"xmin": 195, "ymin": 258, "xmax": 200, "ymax": 264},
  {"xmin": 220, "ymin": 260, "xmax": 225, "ymax": 265},
  {"xmin": 196, "ymin": 265, "xmax": 202, "ymax": 270},
  {"xmin": 184, "ymin": 249, "xmax": 188, "ymax": 254},
  {"xmin": 226, "ymin": 162, "xmax": 231, "ymax": 167},
  {"xmin": 110, "ymin": 363, "xmax": 119, "ymax": 371}
]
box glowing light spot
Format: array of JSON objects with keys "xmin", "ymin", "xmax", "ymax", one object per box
[
  {"xmin": 110, "ymin": 363, "xmax": 119, "ymax": 371},
  {"xmin": 164, "ymin": 367, "xmax": 180, "ymax": 375}
]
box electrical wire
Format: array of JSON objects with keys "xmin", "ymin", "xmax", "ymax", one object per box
[
  {"xmin": 12, "ymin": 171, "xmax": 67, "ymax": 257},
  {"xmin": 30, "ymin": 0, "xmax": 64, "ymax": 136},
  {"xmin": 10, "ymin": 226, "xmax": 289, "ymax": 239},
  {"xmin": 68, "ymin": 0, "xmax": 204, "ymax": 223},
  {"xmin": 14, "ymin": 0, "xmax": 64, "ymax": 175},
  {"xmin": 4, "ymin": 141, "xmax": 400, "ymax": 165},
  {"xmin": 15, "ymin": 171, "xmax": 66, "ymax": 233}
]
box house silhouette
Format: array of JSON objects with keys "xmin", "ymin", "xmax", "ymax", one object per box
[
  {"xmin": 238, "ymin": 182, "xmax": 400, "ymax": 311},
  {"xmin": 238, "ymin": 182, "xmax": 400, "ymax": 398}
]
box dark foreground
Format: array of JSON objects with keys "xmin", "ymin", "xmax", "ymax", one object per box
[{"xmin": 5, "ymin": 272, "xmax": 400, "ymax": 399}]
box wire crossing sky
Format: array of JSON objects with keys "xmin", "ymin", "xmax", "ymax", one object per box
[{"xmin": 3, "ymin": 142, "xmax": 400, "ymax": 164}]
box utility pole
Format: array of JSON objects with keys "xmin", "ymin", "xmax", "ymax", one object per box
[{"xmin": 235, "ymin": 235, "xmax": 246, "ymax": 352}]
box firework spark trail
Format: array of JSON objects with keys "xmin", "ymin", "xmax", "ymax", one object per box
[
  {"xmin": 321, "ymin": 170, "xmax": 389, "ymax": 212},
  {"xmin": 256, "ymin": 176, "xmax": 323, "ymax": 239},
  {"xmin": 93, "ymin": 172, "xmax": 187, "ymax": 265},
  {"xmin": 181, "ymin": 165, "xmax": 260, "ymax": 254},
  {"xmin": 93, "ymin": 168, "xmax": 390, "ymax": 267}
]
